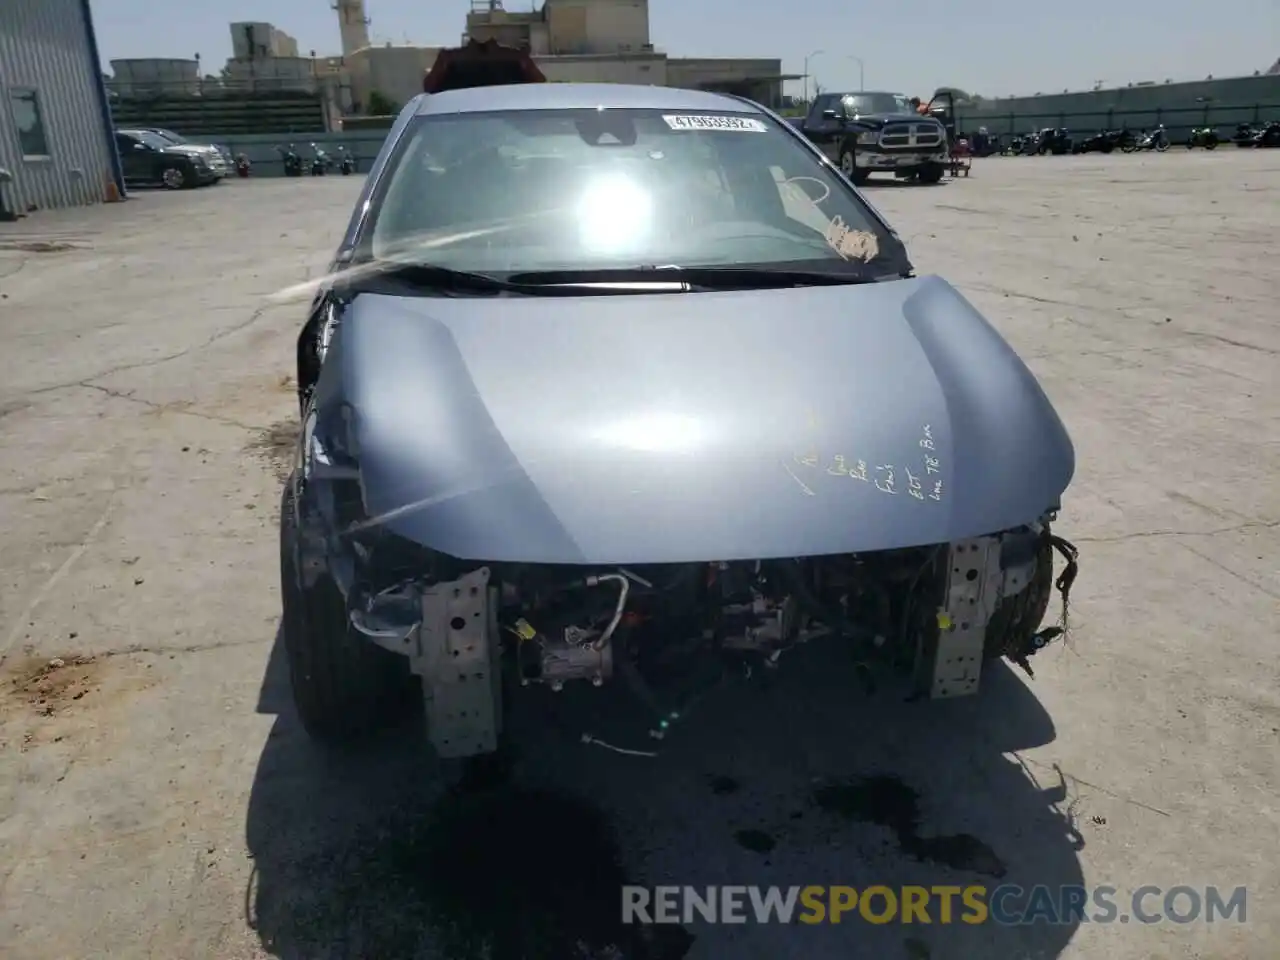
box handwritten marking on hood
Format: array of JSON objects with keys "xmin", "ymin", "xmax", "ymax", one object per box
[
  {"xmin": 787, "ymin": 439, "xmax": 944, "ymax": 503},
  {"xmin": 919, "ymin": 425, "xmax": 944, "ymax": 501},
  {"xmin": 824, "ymin": 216, "xmax": 880, "ymax": 261}
]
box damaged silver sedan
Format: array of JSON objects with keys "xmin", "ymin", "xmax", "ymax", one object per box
[{"xmin": 280, "ymin": 83, "xmax": 1080, "ymax": 759}]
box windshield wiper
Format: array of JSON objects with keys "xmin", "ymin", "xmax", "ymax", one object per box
[
  {"xmin": 506, "ymin": 266, "xmax": 897, "ymax": 290},
  {"xmin": 345, "ymin": 261, "xmax": 526, "ymax": 295}
]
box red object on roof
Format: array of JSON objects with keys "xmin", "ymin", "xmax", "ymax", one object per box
[{"xmin": 422, "ymin": 38, "xmax": 547, "ymax": 94}]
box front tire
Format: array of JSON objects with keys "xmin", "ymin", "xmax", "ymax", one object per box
[
  {"xmin": 839, "ymin": 149, "xmax": 868, "ymax": 186},
  {"xmin": 916, "ymin": 163, "xmax": 944, "ymax": 184},
  {"xmin": 279, "ymin": 477, "xmax": 414, "ymax": 743},
  {"xmin": 161, "ymin": 166, "xmax": 187, "ymax": 190}
]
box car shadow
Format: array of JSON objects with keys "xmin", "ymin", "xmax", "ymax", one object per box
[
  {"xmin": 246, "ymin": 617, "xmax": 1084, "ymax": 960},
  {"xmin": 858, "ymin": 179, "xmax": 950, "ymax": 189}
]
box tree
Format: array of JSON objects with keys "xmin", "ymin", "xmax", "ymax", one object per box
[{"xmin": 366, "ymin": 89, "xmax": 400, "ymax": 115}]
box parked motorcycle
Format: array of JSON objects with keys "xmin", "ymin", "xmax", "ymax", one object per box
[
  {"xmin": 1186, "ymin": 126, "xmax": 1219, "ymax": 149},
  {"xmin": 1134, "ymin": 124, "xmax": 1170, "ymax": 152},
  {"xmin": 1076, "ymin": 130, "xmax": 1129, "ymax": 154},
  {"xmin": 1232, "ymin": 123, "xmax": 1256, "ymax": 146},
  {"xmin": 235, "ymin": 154, "xmax": 251, "ymax": 177},
  {"xmin": 1247, "ymin": 120, "xmax": 1280, "ymax": 147},
  {"xmin": 279, "ymin": 144, "xmax": 303, "ymax": 177},
  {"xmin": 310, "ymin": 143, "xmax": 330, "ymax": 176},
  {"xmin": 337, "ymin": 147, "xmax": 356, "ymax": 175}
]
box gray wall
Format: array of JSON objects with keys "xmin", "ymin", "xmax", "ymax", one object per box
[
  {"xmin": 0, "ymin": 0, "xmax": 117, "ymax": 213},
  {"xmin": 957, "ymin": 74, "xmax": 1280, "ymax": 141}
]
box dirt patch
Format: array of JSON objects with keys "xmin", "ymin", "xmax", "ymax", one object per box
[
  {"xmin": 247, "ymin": 419, "xmax": 298, "ymax": 480},
  {"xmin": 2, "ymin": 655, "xmax": 103, "ymax": 720},
  {"xmin": 0, "ymin": 653, "xmax": 156, "ymax": 751}
]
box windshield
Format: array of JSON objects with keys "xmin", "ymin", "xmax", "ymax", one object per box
[
  {"xmin": 151, "ymin": 129, "xmax": 187, "ymax": 144},
  {"xmin": 361, "ymin": 107, "xmax": 909, "ymax": 280},
  {"xmin": 126, "ymin": 130, "xmax": 176, "ymax": 150},
  {"xmin": 840, "ymin": 93, "xmax": 913, "ymax": 116}
]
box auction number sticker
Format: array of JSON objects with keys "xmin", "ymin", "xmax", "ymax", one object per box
[{"xmin": 662, "ymin": 114, "xmax": 767, "ymax": 132}]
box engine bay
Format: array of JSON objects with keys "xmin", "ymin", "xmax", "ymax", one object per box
[{"xmin": 307, "ymin": 474, "xmax": 1078, "ymax": 758}]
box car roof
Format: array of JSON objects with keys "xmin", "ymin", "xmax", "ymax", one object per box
[{"xmin": 414, "ymin": 83, "xmax": 763, "ymax": 117}]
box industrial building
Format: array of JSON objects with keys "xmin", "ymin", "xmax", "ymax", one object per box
[
  {"xmin": 346, "ymin": 0, "xmax": 790, "ymax": 112},
  {"xmin": 0, "ymin": 0, "xmax": 123, "ymax": 217},
  {"xmin": 102, "ymin": 0, "xmax": 790, "ymax": 137}
]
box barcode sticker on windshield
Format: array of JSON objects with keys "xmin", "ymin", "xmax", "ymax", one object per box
[{"xmin": 662, "ymin": 114, "xmax": 767, "ymax": 133}]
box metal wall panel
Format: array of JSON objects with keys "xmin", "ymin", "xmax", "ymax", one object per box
[{"xmin": 0, "ymin": 0, "xmax": 115, "ymax": 213}]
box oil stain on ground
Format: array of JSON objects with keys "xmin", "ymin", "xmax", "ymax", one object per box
[
  {"xmin": 733, "ymin": 829, "xmax": 777, "ymax": 854},
  {"xmin": 812, "ymin": 775, "xmax": 1007, "ymax": 878},
  {"xmin": 708, "ymin": 775, "xmax": 740, "ymax": 795},
  {"xmin": 247, "ymin": 419, "xmax": 299, "ymax": 480},
  {"xmin": 262, "ymin": 775, "xmax": 695, "ymax": 960}
]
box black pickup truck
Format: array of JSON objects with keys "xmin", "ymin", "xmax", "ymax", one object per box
[{"xmin": 791, "ymin": 91, "xmax": 949, "ymax": 185}]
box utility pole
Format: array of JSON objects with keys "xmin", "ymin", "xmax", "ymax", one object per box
[{"xmin": 803, "ymin": 49, "xmax": 824, "ymax": 104}]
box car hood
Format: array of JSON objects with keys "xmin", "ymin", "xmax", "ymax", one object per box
[{"xmin": 325, "ymin": 275, "xmax": 1074, "ymax": 564}]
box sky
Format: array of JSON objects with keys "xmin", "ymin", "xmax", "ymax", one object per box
[{"xmin": 90, "ymin": 0, "xmax": 1278, "ymax": 99}]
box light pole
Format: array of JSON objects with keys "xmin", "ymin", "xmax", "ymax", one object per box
[
  {"xmin": 803, "ymin": 49, "xmax": 824, "ymax": 104},
  {"xmin": 845, "ymin": 55, "xmax": 865, "ymax": 91}
]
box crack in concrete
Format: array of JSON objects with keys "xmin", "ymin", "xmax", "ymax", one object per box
[
  {"xmin": 8, "ymin": 303, "xmax": 273, "ymax": 403},
  {"xmin": 1175, "ymin": 329, "xmax": 1279, "ymax": 356},
  {"xmin": 1073, "ymin": 519, "xmax": 1280, "ymax": 544},
  {"xmin": 0, "ymin": 255, "xmax": 29, "ymax": 280},
  {"xmin": 76, "ymin": 383, "xmax": 258, "ymax": 432},
  {"xmin": 1177, "ymin": 541, "xmax": 1280, "ymax": 601}
]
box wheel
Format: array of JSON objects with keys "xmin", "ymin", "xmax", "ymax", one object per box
[
  {"xmin": 161, "ymin": 166, "xmax": 187, "ymax": 190},
  {"xmin": 1186, "ymin": 141, "xmax": 1194, "ymax": 149},
  {"xmin": 839, "ymin": 150, "xmax": 869, "ymax": 186},
  {"xmin": 1155, "ymin": 140, "xmax": 1169, "ymax": 152},
  {"xmin": 916, "ymin": 163, "xmax": 944, "ymax": 184},
  {"xmin": 1205, "ymin": 140, "xmax": 1217, "ymax": 150},
  {"xmin": 279, "ymin": 475, "xmax": 415, "ymax": 743}
]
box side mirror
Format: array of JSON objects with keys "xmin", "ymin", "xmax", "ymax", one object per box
[{"xmin": 134, "ymin": 143, "xmax": 148, "ymax": 151}]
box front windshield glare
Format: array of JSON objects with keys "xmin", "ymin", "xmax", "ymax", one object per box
[
  {"xmin": 366, "ymin": 108, "xmax": 902, "ymax": 276},
  {"xmin": 135, "ymin": 131, "xmax": 174, "ymax": 150},
  {"xmin": 843, "ymin": 94, "xmax": 912, "ymax": 116}
]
